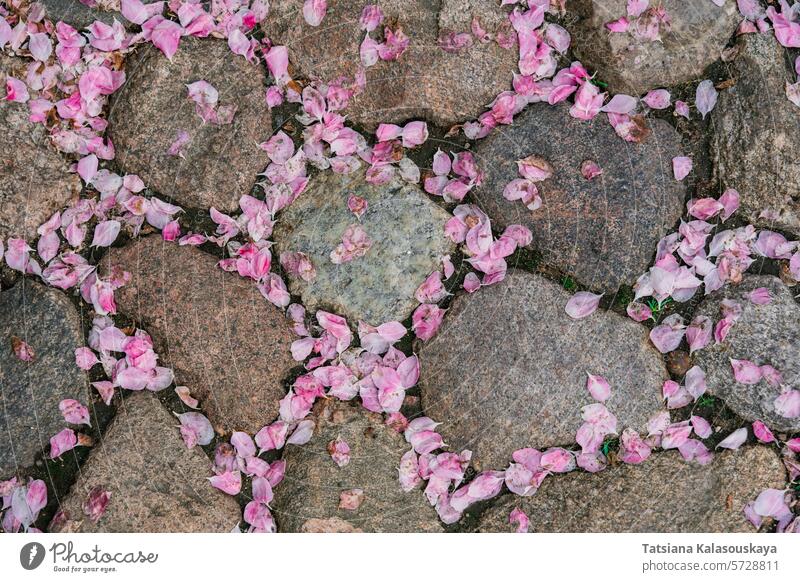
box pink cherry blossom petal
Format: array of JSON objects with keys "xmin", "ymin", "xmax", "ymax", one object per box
[{"xmin": 564, "ymin": 291, "xmax": 603, "ymax": 319}]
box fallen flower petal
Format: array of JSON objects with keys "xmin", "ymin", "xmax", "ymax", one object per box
[
  {"xmin": 716, "ymin": 427, "xmax": 748, "ymax": 450},
  {"xmin": 565, "ymin": 291, "xmax": 603, "ymax": 319}
]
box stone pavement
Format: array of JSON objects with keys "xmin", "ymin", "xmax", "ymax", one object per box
[{"xmin": 0, "ymin": 2, "xmax": 797, "ymax": 534}]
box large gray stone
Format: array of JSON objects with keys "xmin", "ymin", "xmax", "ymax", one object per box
[
  {"xmin": 418, "ymin": 270, "xmax": 667, "ymax": 471},
  {"xmin": 712, "ymin": 33, "xmax": 800, "ymax": 237},
  {"xmin": 109, "ymin": 38, "xmax": 270, "ymax": 211},
  {"xmin": 477, "ymin": 447, "xmax": 786, "ymax": 532},
  {"xmin": 1, "ymin": 54, "xmax": 81, "ymax": 241},
  {"xmin": 273, "ymin": 172, "xmax": 455, "ymax": 325},
  {"xmin": 262, "ymin": 0, "xmax": 517, "ymax": 129},
  {"xmin": 473, "ymin": 103, "xmax": 685, "ymax": 293},
  {"xmin": 101, "ymin": 236, "xmax": 296, "ymax": 434},
  {"xmin": 49, "ymin": 392, "xmax": 240, "ymax": 532},
  {"xmin": 693, "ymin": 276, "xmax": 800, "ymax": 433},
  {"xmin": 568, "ymin": 0, "xmax": 740, "ymax": 94},
  {"xmin": 272, "ymin": 399, "xmax": 444, "ymax": 532},
  {"xmin": 0, "ymin": 280, "xmax": 88, "ymax": 478}
]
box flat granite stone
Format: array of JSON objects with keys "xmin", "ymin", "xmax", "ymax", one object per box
[
  {"xmin": 712, "ymin": 33, "xmax": 800, "ymax": 237},
  {"xmin": 0, "ymin": 54, "xmax": 81, "ymax": 241},
  {"xmin": 100, "ymin": 236, "xmax": 295, "ymax": 434},
  {"xmin": 693, "ymin": 276, "xmax": 800, "ymax": 433},
  {"xmin": 273, "ymin": 172, "xmax": 455, "ymax": 325},
  {"xmin": 418, "ymin": 270, "xmax": 667, "ymax": 471},
  {"xmin": 272, "ymin": 399, "xmax": 443, "ymax": 532},
  {"xmin": 477, "ymin": 447, "xmax": 786, "ymax": 533},
  {"xmin": 108, "ymin": 38, "xmax": 270, "ymax": 211},
  {"xmin": 472, "ymin": 102, "xmax": 685, "ymax": 293},
  {"xmin": 49, "ymin": 392, "xmax": 240, "ymax": 532},
  {"xmin": 568, "ymin": 0, "xmax": 739, "ymax": 94},
  {"xmin": 262, "ymin": 0, "xmax": 517, "ymax": 129},
  {"xmin": 0, "ymin": 280, "xmax": 88, "ymax": 478}
]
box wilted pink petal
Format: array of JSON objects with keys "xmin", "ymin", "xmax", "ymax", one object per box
[
  {"xmin": 401, "ymin": 121, "xmax": 428, "ymax": 148},
  {"xmin": 601, "ymin": 94, "xmax": 638, "ymax": 115},
  {"xmin": 661, "ymin": 422, "xmax": 692, "ymax": 450},
  {"xmin": 747, "ymin": 287, "xmax": 772, "ymax": 305},
  {"xmin": 690, "ymin": 415, "xmax": 713, "ymax": 439},
  {"xmin": 327, "ymin": 437, "xmax": 351, "ymax": 467},
  {"xmin": 338, "ymin": 488, "xmax": 364, "ymax": 510},
  {"xmin": 564, "ymin": 291, "xmax": 603, "ymax": 319},
  {"xmin": 672, "ymin": 156, "xmax": 692, "ymax": 181},
  {"xmin": 287, "ymin": 419, "xmax": 315, "ymax": 445},
  {"xmin": 586, "ymin": 373, "xmax": 611, "ymax": 402},
  {"xmin": 626, "ymin": 302, "xmax": 652, "ymax": 322},
  {"xmin": 303, "ymin": 0, "xmax": 327, "ymax": 26},
  {"xmin": 415, "ymin": 271, "xmax": 449, "ymax": 303},
  {"xmin": 255, "ymin": 421, "xmax": 289, "ymax": 453},
  {"xmin": 516, "ymin": 154, "xmax": 553, "ymax": 182},
  {"xmin": 716, "ymin": 427, "xmax": 748, "ymax": 450},
  {"xmin": 730, "ymin": 358, "xmax": 762, "ymax": 384},
  {"xmin": 5, "ymin": 76, "xmax": 29, "ymax": 103},
  {"xmin": 684, "ymin": 366, "xmax": 707, "ymax": 400},
  {"xmin": 347, "ymin": 194, "xmax": 368, "ymax": 219},
  {"xmin": 174, "ymin": 386, "xmax": 198, "ymax": 408},
  {"xmin": 687, "ymin": 197, "xmax": 723, "ymax": 220},
  {"xmin": 685, "ymin": 315, "xmax": 712, "ymax": 354},
  {"xmin": 649, "ymin": 314, "xmax": 686, "ymax": 353},
  {"xmin": 50, "ymin": 428, "xmax": 78, "ymax": 458},
  {"xmin": 719, "ymin": 188, "xmax": 739, "ymax": 221},
  {"xmin": 360, "ymin": 5, "xmax": 383, "ymax": 31},
  {"xmin": 774, "ymin": 390, "xmax": 800, "ymax": 419},
  {"xmin": 12, "ymin": 337, "xmax": 35, "ymax": 362},
  {"xmin": 751, "ymin": 420, "xmax": 775, "ymax": 443},
  {"xmin": 642, "ymin": 89, "xmax": 671, "ymax": 109},
  {"xmin": 398, "ymin": 449, "xmax": 421, "ymax": 491},
  {"xmin": 463, "ymin": 272, "xmax": 481, "ymax": 293},
  {"xmin": 619, "ymin": 428, "xmax": 651, "ymax": 464},
  {"xmin": 695, "ymin": 80, "xmax": 718, "ymax": 119},
  {"xmin": 330, "ymin": 224, "xmax": 372, "ymax": 264},
  {"xmin": 753, "ymin": 488, "xmax": 791, "ymax": 519},
  {"xmin": 59, "ymin": 399, "xmax": 90, "ymax": 426},
  {"xmin": 605, "ymin": 17, "xmax": 630, "ymax": 33},
  {"xmin": 678, "ymin": 439, "xmax": 714, "ymax": 465},
  {"xmin": 509, "ymin": 507, "xmax": 529, "ymax": 533},
  {"xmin": 82, "ymin": 486, "xmax": 111, "ymax": 522},
  {"xmin": 91, "ymin": 220, "xmax": 121, "ymax": 248},
  {"xmin": 674, "ymin": 100, "xmax": 690, "ymax": 119},
  {"xmin": 580, "ymin": 160, "xmax": 603, "ymax": 180},
  {"xmin": 176, "ymin": 412, "xmax": 214, "ymax": 449},
  {"xmin": 209, "ymin": 470, "xmax": 241, "ymax": 495},
  {"xmin": 74, "ymin": 347, "xmax": 99, "ymax": 370},
  {"xmin": 92, "ymin": 381, "xmax": 115, "ymax": 405},
  {"xmin": 412, "ymin": 304, "xmax": 445, "ymax": 341}
]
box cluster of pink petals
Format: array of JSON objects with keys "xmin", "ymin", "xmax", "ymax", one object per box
[
  {"xmin": 605, "ymin": 1, "xmax": 672, "ymax": 43},
  {"xmin": 424, "ymin": 150, "xmax": 483, "ymax": 203},
  {"xmin": 78, "ymin": 316, "xmax": 174, "ymax": 404},
  {"xmin": 627, "ymin": 192, "xmax": 798, "ymax": 320},
  {"xmin": 0, "ymin": 478, "xmax": 47, "ymax": 532},
  {"xmin": 186, "ymin": 80, "xmax": 236, "ymax": 125},
  {"xmin": 330, "ymin": 224, "xmax": 372, "ymax": 264},
  {"xmin": 503, "ymin": 154, "xmax": 553, "ymax": 211},
  {"xmin": 647, "ymin": 413, "xmax": 714, "ymax": 466},
  {"xmin": 359, "ymin": 13, "xmax": 410, "ymax": 68},
  {"xmin": 745, "ymin": 488, "xmax": 797, "ymax": 532},
  {"xmin": 443, "ymin": 204, "xmax": 532, "ymax": 293},
  {"xmin": 662, "ymin": 366, "xmax": 707, "ymax": 409}
]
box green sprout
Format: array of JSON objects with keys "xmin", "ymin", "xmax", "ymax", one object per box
[
  {"xmin": 561, "ymin": 276, "xmax": 576, "ymax": 291},
  {"xmin": 601, "ymin": 438, "xmax": 619, "ymax": 457},
  {"xmin": 696, "ymin": 395, "xmax": 717, "ymax": 408}
]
